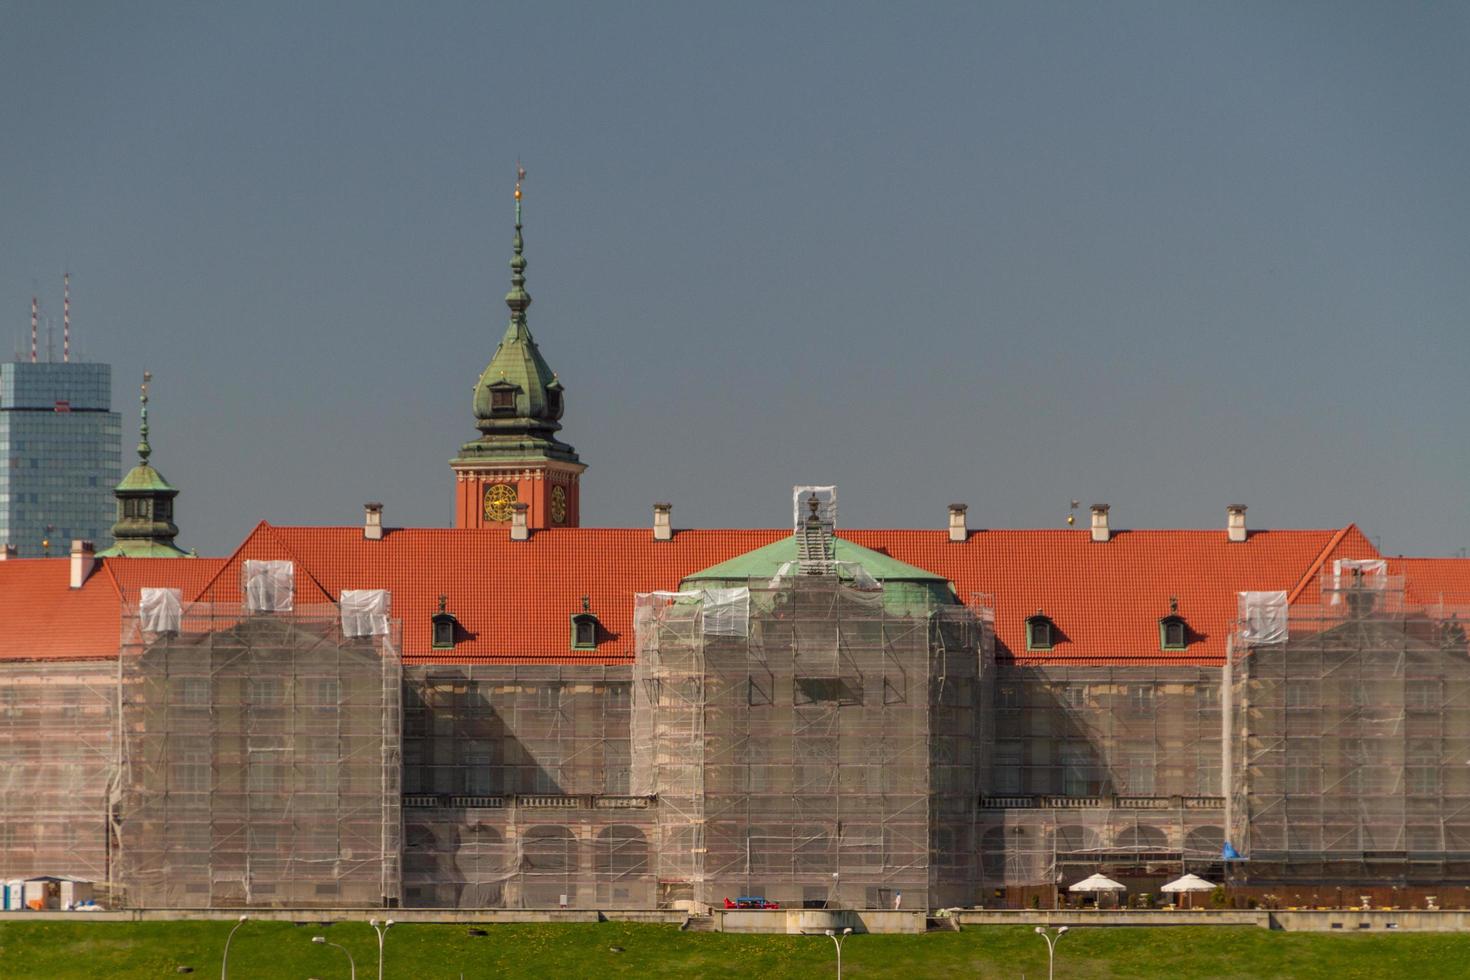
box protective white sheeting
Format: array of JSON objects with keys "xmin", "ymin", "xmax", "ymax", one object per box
[
  {"xmin": 699, "ymin": 587, "xmax": 750, "ymax": 637},
  {"xmin": 1160, "ymin": 873, "xmax": 1216, "ymax": 893},
  {"xmin": 1238, "ymin": 590, "xmax": 1288, "ymax": 645},
  {"xmin": 243, "ymin": 559, "xmax": 294, "ymax": 613},
  {"xmin": 634, "ymin": 588, "xmax": 751, "ymax": 638},
  {"xmin": 340, "ymin": 589, "xmax": 391, "ymax": 637},
  {"xmin": 768, "ymin": 560, "xmax": 880, "ymax": 591},
  {"xmin": 139, "ymin": 588, "xmax": 182, "ymax": 634},
  {"xmin": 1331, "ymin": 558, "xmax": 1389, "ymax": 604},
  {"xmin": 792, "ymin": 485, "xmax": 837, "ymax": 531},
  {"xmin": 1068, "ymin": 873, "xmax": 1126, "ymax": 892}
]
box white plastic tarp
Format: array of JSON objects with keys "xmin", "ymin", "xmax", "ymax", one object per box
[
  {"xmin": 792, "ymin": 485, "xmax": 837, "ymax": 530},
  {"xmin": 139, "ymin": 588, "xmax": 182, "ymax": 633},
  {"xmin": 768, "ymin": 560, "xmax": 880, "ymax": 591},
  {"xmin": 1238, "ymin": 591, "xmax": 1288, "ymax": 645},
  {"xmin": 1331, "ymin": 558, "xmax": 1388, "ymax": 604},
  {"xmin": 243, "ymin": 560, "xmax": 294, "ymax": 613},
  {"xmin": 340, "ymin": 589, "xmax": 390, "ymax": 637},
  {"xmin": 635, "ymin": 588, "xmax": 751, "ymax": 638}
]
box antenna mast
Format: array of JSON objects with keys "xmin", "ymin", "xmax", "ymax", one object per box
[
  {"xmin": 62, "ymin": 272, "xmax": 71, "ymax": 362},
  {"xmin": 30, "ymin": 297, "xmax": 38, "ymax": 363}
]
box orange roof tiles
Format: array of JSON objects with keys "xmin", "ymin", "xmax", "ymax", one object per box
[{"xmin": 4, "ymin": 518, "xmax": 1461, "ymax": 669}]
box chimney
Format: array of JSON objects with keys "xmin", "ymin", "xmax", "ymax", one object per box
[
  {"xmin": 510, "ymin": 502, "xmax": 529, "ymax": 541},
  {"xmin": 0, "ymin": 544, "xmax": 15, "ymax": 560},
  {"xmin": 948, "ymin": 503, "xmax": 968, "ymax": 543},
  {"xmin": 1090, "ymin": 504, "xmax": 1111, "ymax": 543},
  {"xmin": 653, "ymin": 503, "xmax": 673, "ymax": 541},
  {"xmin": 70, "ymin": 539, "xmax": 95, "ymax": 588},
  {"xmin": 1227, "ymin": 504, "xmax": 1248, "ymax": 543},
  {"xmin": 363, "ymin": 502, "xmax": 384, "ymax": 541}
]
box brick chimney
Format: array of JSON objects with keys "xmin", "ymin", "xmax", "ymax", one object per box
[
  {"xmin": 363, "ymin": 502, "xmax": 384, "ymax": 541},
  {"xmin": 653, "ymin": 503, "xmax": 673, "ymax": 541},
  {"xmin": 948, "ymin": 503, "xmax": 968, "ymax": 543},
  {"xmin": 510, "ymin": 502, "xmax": 530, "ymax": 541},
  {"xmin": 1227, "ymin": 504, "xmax": 1248, "ymax": 543},
  {"xmin": 70, "ymin": 539, "xmax": 96, "ymax": 588},
  {"xmin": 1090, "ymin": 504, "xmax": 1111, "ymax": 543}
]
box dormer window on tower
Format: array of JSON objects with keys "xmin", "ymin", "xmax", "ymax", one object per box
[
  {"xmin": 571, "ymin": 597, "xmax": 599, "ymax": 650},
  {"xmin": 432, "ymin": 595, "xmax": 460, "ymax": 650},
  {"xmin": 1026, "ymin": 612, "xmax": 1056, "ymax": 651},
  {"xmin": 1159, "ymin": 598, "xmax": 1188, "ymax": 650},
  {"xmin": 488, "ymin": 380, "xmax": 520, "ymax": 416},
  {"xmin": 545, "ymin": 378, "xmax": 564, "ymax": 420}
]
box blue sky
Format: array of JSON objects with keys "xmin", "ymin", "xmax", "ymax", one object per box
[{"xmin": 2, "ymin": 2, "xmax": 1467, "ymax": 557}]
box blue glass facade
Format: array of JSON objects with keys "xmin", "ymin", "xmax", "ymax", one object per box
[{"xmin": 0, "ymin": 362, "xmax": 121, "ymax": 556}]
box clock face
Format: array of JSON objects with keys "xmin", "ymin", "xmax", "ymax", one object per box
[
  {"xmin": 550, "ymin": 485, "xmax": 568, "ymax": 524},
  {"xmin": 483, "ymin": 483, "xmax": 518, "ymax": 523}
]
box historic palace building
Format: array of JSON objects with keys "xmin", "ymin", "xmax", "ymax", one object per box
[{"xmin": 2, "ymin": 182, "xmax": 1468, "ymax": 911}]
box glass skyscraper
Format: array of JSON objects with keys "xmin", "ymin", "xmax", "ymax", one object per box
[{"xmin": 0, "ymin": 362, "xmax": 121, "ymax": 556}]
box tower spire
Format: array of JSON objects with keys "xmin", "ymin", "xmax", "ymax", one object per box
[
  {"xmin": 138, "ymin": 370, "xmax": 152, "ymax": 464},
  {"xmin": 505, "ymin": 163, "xmax": 531, "ymax": 326}
]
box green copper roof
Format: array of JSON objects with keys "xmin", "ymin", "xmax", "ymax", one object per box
[
  {"xmin": 100, "ymin": 372, "xmax": 191, "ymax": 559},
  {"xmin": 684, "ymin": 535, "xmax": 947, "ymax": 583},
  {"xmin": 454, "ymin": 170, "xmax": 581, "ymax": 467},
  {"xmin": 115, "ymin": 462, "xmax": 176, "ymax": 493}
]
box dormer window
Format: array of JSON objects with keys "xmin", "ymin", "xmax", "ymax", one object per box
[
  {"xmin": 488, "ymin": 380, "xmax": 520, "ymax": 416},
  {"xmin": 1159, "ymin": 599, "xmax": 1188, "ymax": 651},
  {"xmin": 571, "ymin": 614, "xmax": 599, "ymax": 650},
  {"xmin": 1026, "ymin": 613, "xmax": 1055, "ymax": 651},
  {"xmin": 432, "ymin": 595, "xmax": 459, "ymax": 650}
]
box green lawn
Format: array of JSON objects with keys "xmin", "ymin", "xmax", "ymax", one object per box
[{"xmin": 2, "ymin": 921, "xmax": 1470, "ymax": 978}]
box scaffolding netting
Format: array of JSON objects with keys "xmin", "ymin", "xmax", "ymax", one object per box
[
  {"xmin": 631, "ymin": 575, "xmax": 993, "ymax": 910},
  {"xmin": 112, "ymin": 602, "xmax": 402, "ymax": 908}
]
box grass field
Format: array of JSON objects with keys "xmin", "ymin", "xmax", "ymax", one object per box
[{"xmin": 3, "ymin": 920, "xmax": 1470, "ymax": 978}]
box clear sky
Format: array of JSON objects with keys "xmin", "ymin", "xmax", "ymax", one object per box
[{"xmin": 2, "ymin": 2, "xmax": 1467, "ymax": 558}]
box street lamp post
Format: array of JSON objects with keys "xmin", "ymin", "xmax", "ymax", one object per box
[
  {"xmin": 312, "ymin": 936, "xmax": 356, "ymax": 980},
  {"xmin": 824, "ymin": 926, "xmax": 853, "ymax": 979},
  {"xmin": 369, "ymin": 917, "xmax": 395, "ymax": 980},
  {"xmin": 220, "ymin": 914, "xmax": 248, "ymax": 980},
  {"xmin": 1034, "ymin": 925, "xmax": 1068, "ymax": 980}
]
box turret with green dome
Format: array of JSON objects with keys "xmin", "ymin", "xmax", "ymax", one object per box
[
  {"xmin": 99, "ymin": 372, "xmax": 191, "ymax": 558},
  {"xmin": 451, "ymin": 168, "xmax": 586, "ymax": 531},
  {"xmin": 455, "ymin": 167, "xmax": 580, "ymax": 466}
]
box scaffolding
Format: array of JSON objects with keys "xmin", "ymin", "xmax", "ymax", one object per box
[
  {"xmin": 0, "ymin": 660, "xmax": 117, "ymax": 885},
  {"xmin": 1226, "ymin": 573, "xmax": 1470, "ymax": 885},
  {"xmin": 631, "ymin": 574, "xmax": 991, "ymax": 910},
  {"xmin": 979, "ymin": 665, "xmax": 1226, "ymax": 894},
  {"xmin": 399, "ymin": 664, "xmax": 656, "ymax": 909},
  {"xmin": 112, "ymin": 602, "xmax": 402, "ymax": 908}
]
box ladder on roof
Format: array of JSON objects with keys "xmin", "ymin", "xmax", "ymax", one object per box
[{"xmin": 796, "ymin": 517, "xmax": 834, "ymax": 575}]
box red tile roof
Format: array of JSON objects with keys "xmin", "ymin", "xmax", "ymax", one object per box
[
  {"xmin": 0, "ymin": 520, "xmax": 1433, "ymax": 668},
  {"xmin": 0, "ymin": 556, "xmax": 227, "ymax": 661},
  {"xmin": 844, "ymin": 525, "xmax": 1379, "ymax": 665},
  {"xmin": 1388, "ymin": 558, "xmax": 1470, "ymax": 607}
]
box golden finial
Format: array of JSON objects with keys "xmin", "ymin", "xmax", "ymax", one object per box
[{"xmin": 515, "ymin": 162, "xmax": 525, "ymax": 201}]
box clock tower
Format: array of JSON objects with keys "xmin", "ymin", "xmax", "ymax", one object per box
[{"xmin": 451, "ymin": 170, "xmax": 585, "ymax": 530}]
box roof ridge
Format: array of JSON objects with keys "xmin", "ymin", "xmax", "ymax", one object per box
[{"xmin": 1286, "ymin": 525, "xmax": 1354, "ymax": 605}]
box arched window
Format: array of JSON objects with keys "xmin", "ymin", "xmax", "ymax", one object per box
[{"xmin": 593, "ymin": 825, "xmax": 648, "ymax": 878}]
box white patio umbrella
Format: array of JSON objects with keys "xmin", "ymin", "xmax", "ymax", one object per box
[
  {"xmin": 1068, "ymin": 873, "xmax": 1126, "ymax": 908},
  {"xmin": 1160, "ymin": 873, "xmax": 1216, "ymax": 909}
]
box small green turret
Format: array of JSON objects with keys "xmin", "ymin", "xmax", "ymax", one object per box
[{"xmin": 99, "ymin": 371, "xmax": 191, "ymax": 558}]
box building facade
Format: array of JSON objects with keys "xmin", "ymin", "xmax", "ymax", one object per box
[{"xmin": 0, "ymin": 361, "xmax": 120, "ymax": 556}]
